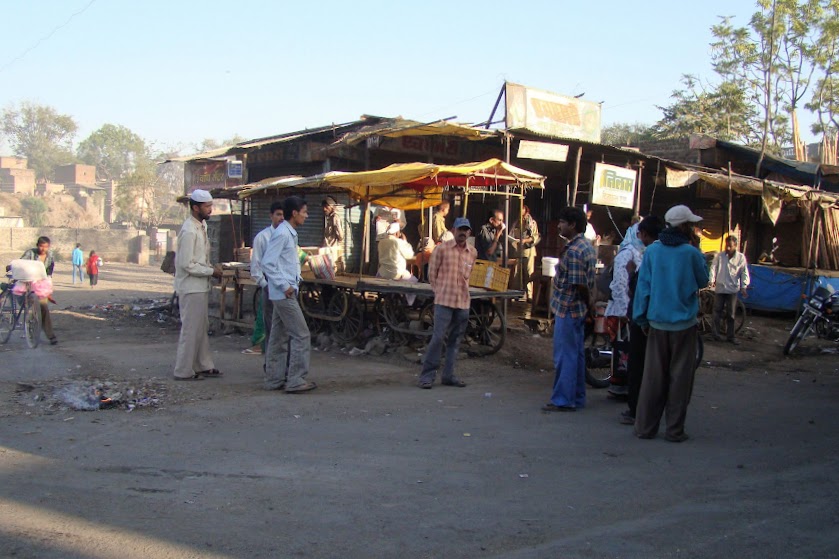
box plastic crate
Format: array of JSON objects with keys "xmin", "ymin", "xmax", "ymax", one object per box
[{"xmin": 469, "ymin": 259, "xmax": 510, "ymax": 291}]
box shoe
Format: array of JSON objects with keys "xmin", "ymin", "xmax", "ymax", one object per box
[
  {"xmin": 665, "ymin": 433, "xmax": 690, "ymax": 443},
  {"xmin": 174, "ymin": 374, "xmax": 204, "ymax": 381},
  {"xmin": 608, "ymin": 385, "xmax": 628, "ymax": 397},
  {"xmin": 711, "ymin": 333, "xmax": 723, "ymax": 342},
  {"xmin": 197, "ymin": 368, "xmax": 222, "ymax": 378},
  {"xmin": 49, "ymin": 337, "xmax": 58, "ymax": 346},
  {"xmin": 727, "ymin": 338, "xmax": 740, "ymax": 345},
  {"xmin": 636, "ymin": 433, "xmax": 655, "ymax": 439},
  {"xmin": 417, "ymin": 381, "xmax": 433, "ymax": 389},
  {"xmin": 541, "ymin": 403, "xmax": 576, "ymax": 412},
  {"xmin": 285, "ymin": 381, "xmax": 317, "ymax": 393},
  {"xmin": 619, "ymin": 411, "xmax": 635, "ymax": 425},
  {"xmin": 441, "ymin": 377, "xmax": 466, "ymax": 387}
]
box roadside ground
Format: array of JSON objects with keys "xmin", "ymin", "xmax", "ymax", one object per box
[{"xmin": 1, "ymin": 263, "xmax": 837, "ymax": 558}]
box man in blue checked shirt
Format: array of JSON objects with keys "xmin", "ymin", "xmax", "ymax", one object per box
[{"xmin": 543, "ymin": 207, "xmax": 597, "ymax": 413}]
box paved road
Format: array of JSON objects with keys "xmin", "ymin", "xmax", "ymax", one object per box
[{"xmin": 0, "ymin": 263, "xmax": 837, "ymax": 558}]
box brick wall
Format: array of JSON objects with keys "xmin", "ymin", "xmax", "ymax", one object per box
[{"xmin": 0, "ymin": 227, "xmax": 146, "ymax": 265}]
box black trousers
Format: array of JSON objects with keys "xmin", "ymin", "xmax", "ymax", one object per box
[{"xmin": 627, "ymin": 321, "xmax": 647, "ymax": 417}]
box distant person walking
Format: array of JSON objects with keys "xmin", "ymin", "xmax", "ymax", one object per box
[
  {"xmin": 173, "ymin": 189, "xmax": 223, "ymax": 381},
  {"xmin": 262, "ymin": 196, "xmax": 317, "ymax": 393},
  {"xmin": 632, "ymin": 205, "xmax": 709, "ymax": 442},
  {"xmin": 71, "ymin": 243, "xmax": 85, "ymax": 285},
  {"xmin": 542, "ymin": 207, "xmax": 597, "ymax": 412},
  {"xmin": 418, "ymin": 217, "xmax": 477, "ymax": 389},
  {"xmin": 85, "ymin": 250, "xmax": 100, "ymax": 288},
  {"xmin": 710, "ymin": 235, "xmax": 750, "ymax": 345}
]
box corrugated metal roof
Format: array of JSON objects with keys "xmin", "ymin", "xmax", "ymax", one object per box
[{"xmin": 163, "ymin": 117, "xmax": 387, "ymax": 164}]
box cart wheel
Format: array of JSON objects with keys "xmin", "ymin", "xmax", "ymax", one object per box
[
  {"xmin": 466, "ymin": 300, "xmax": 506, "ymax": 355},
  {"xmin": 328, "ymin": 290, "xmax": 363, "ymax": 343},
  {"xmin": 418, "ymin": 302, "xmax": 435, "ymax": 333},
  {"xmin": 25, "ymin": 293, "xmax": 41, "ymax": 349},
  {"xmin": 375, "ymin": 293, "xmax": 409, "ymax": 346},
  {"xmin": 298, "ymin": 284, "xmax": 324, "ymax": 335}
]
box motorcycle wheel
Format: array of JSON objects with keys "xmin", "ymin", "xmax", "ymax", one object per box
[
  {"xmin": 585, "ymin": 347, "xmax": 612, "ymax": 388},
  {"xmin": 783, "ymin": 312, "xmax": 815, "ymax": 355}
]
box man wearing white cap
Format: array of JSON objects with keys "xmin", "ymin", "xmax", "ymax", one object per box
[
  {"xmin": 173, "ymin": 189, "xmax": 223, "ymax": 380},
  {"xmin": 632, "ymin": 205, "xmax": 709, "ymax": 442}
]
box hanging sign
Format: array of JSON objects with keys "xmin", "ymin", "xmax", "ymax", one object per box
[
  {"xmin": 505, "ymin": 82, "xmax": 601, "ymax": 143},
  {"xmin": 517, "ymin": 140, "xmax": 569, "ymax": 162},
  {"xmin": 592, "ymin": 163, "xmax": 636, "ymax": 209}
]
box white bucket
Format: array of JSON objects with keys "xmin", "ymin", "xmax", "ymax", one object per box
[{"xmin": 541, "ymin": 257, "xmax": 559, "ymax": 277}]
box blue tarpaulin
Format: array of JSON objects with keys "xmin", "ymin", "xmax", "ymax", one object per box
[{"xmin": 746, "ymin": 265, "xmax": 839, "ymax": 312}]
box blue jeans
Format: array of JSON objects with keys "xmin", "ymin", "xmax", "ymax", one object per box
[
  {"xmin": 551, "ymin": 315, "xmax": 586, "ymax": 408},
  {"xmin": 420, "ymin": 305, "xmax": 469, "ymax": 384},
  {"xmin": 72, "ymin": 264, "xmax": 85, "ymax": 284}
]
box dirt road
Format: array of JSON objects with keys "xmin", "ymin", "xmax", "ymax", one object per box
[{"xmin": 1, "ymin": 263, "xmax": 838, "ymax": 558}]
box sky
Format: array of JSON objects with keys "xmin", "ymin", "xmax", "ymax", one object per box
[{"xmin": 0, "ymin": 0, "xmax": 794, "ymax": 156}]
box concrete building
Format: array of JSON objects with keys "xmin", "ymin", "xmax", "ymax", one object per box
[{"xmin": 0, "ymin": 156, "xmax": 36, "ymax": 195}]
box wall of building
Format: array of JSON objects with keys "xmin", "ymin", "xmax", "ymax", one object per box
[
  {"xmin": 0, "ymin": 167, "xmax": 36, "ymax": 195},
  {"xmin": 0, "ymin": 156, "xmax": 27, "ymax": 170},
  {"xmin": 0, "ymin": 227, "xmax": 146, "ymax": 265},
  {"xmin": 54, "ymin": 164, "xmax": 96, "ymax": 186}
]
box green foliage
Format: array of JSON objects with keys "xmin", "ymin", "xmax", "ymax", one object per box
[
  {"xmin": 0, "ymin": 102, "xmax": 77, "ymax": 181},
  {"xmin": 77, "ymin": 124, "xmax": 150, "ymax": 181},
  {"xmin": 20, "ymin": 197, "xmax": 48, "ymax": 227},
  {"xmin": 652, "ymin": 75, "xmax": 758, "ymax": 145},
  {"xmin": 601, "ymin": 122, "xmax": 655, "ymax": 146},
  {"xmin": 196, "ymin": 134, "xmax": 245, "ymax": 153}
]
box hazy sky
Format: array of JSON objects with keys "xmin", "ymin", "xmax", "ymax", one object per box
[{"xmin": 1, "ymin": 1, "xmax": 785, "ymax": 155}]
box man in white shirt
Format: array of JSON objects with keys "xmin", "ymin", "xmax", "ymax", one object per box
[
  {"xmin": 378, "ymin": 222, "xmax": 418, "ymax": 305},
  {"xmin": 173, "ymin": 189, "xmax": 223, "ymax": 380},
  {"xmin": 710, "ymin": 235, "xmax": 750, "ymax": 344},
  {"xmin": 243, "ymin": 201, "xmax": 284, "ymax": 356},
  {"xmin": 262, "ymin": 196, "xmax": 317, "ymax": 393}
]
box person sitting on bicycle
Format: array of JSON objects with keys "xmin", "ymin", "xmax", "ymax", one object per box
[
  {"xmin": 20, "ymin": 236, "xmax": 57, "ymax": 345},
  {"xmin": 709, "ymin": 235, "xmax": 750, "ymax": 345}
]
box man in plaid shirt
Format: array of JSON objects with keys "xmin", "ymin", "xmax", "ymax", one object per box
[
  {"xmin": 543, "ymin": 206, "xmax": 597, "ymax": 412},
  {"xmin": 418, "ymin": 216, "xmax": 477, "ymax": 389}
]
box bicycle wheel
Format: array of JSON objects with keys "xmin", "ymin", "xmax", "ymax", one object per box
[
  {"xmin": 0, "ymin": 291, "xmax": 15, "ymax": 344},
  {"xmin": 24, "ymin": 293, "xmax": 41, "ymax": 349},
  {"xmin": 733, "ymin": 299, "xmax": 746, "ymax": 334}
]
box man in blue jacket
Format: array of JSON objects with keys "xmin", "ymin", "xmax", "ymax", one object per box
[
  {"xmin": 632, "ymin": 205, "xmax": 709, "ymax": 442},
  {"xmin": 71, "ymin": 243, "xmax": 85, "ymax": 284}
]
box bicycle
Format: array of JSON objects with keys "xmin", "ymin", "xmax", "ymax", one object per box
[
  {"xmin": 697, "ymin": 287, "xmax": 746, "ymax": 337},
  {"xmin": 0, "ymin": 277, "xmax": 43, "ymax": 349}
]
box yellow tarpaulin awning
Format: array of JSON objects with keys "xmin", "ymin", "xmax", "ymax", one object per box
[{"xmin": 239, "ymin": 158, "xmax": 545, "ymax": 211}]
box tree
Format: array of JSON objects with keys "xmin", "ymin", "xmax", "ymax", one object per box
[
  {"xmin": 115, "ymin": 152, "xmax": 185, "ymax": 227},
  {"xmin": 601, "ymin": 122, "xmax": 655, "ymax": 147},
  {"xmin": 195, "ymin": 134, "xmax": 245, "ymax": 153},
  {"xmin": 651, "ymin": 75, "xmax": 757, "ymax": 144},
  {"xmin": 20, "ymin": 197, "xmax": 48, "ymax": 227},
  {"xmin": 0, "ymin": 102, "xmax": 77, "ymax": 181},
  {"xmin": 807, "ymin": 1, "xmax": 839, "ymax": 137},
  {"xmin": 77, "ymin": 124, "xmax": 150, "ymax": 181}
]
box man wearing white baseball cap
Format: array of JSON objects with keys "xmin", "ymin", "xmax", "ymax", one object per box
[
  {"xmin": 173, "ymin": 189, "xmax": 223, "ymax": 380},
  {"xmin": 632, "ymin": 204, "xmax": 708, "ymax": 442}
]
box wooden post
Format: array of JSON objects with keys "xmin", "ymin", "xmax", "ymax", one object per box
[
  {"xmin": 727, "ymin": 162, "xmax": 733, "ymax": 246},
  {"xmin": 634, "ymin": 161, "xmax": 644, "ymax": 219},
  {"xmin": 570, "ymin": 146, "xmax": 583, "ymax": 207},
  {"xmin": 360, "ymin": 187, "xmax": 370, "ymax": 278}
]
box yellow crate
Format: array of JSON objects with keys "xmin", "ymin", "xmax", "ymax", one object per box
[{"xmin": 469, "ymin": 259, "xmax": 510, "ymax": 291}]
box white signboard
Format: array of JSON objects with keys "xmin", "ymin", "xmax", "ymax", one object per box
[
  {"xmin": 505, "ymin": 82, "xmax": 601, "ymax": 143},
  {"xmin": 517, "ymin": 140, "xmax": 569, "ymax": 162},
  {"xmin": 592, "ymin": 163, "xmax": 637, "ymax": 209}
]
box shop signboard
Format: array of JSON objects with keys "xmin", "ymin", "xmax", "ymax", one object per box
[
  {"xmin": 185, "ymin": 159, "xmax": 242, "ymax": 194},
  {"xmin": 505, "ymin": 82, "xmax": 601, "ymax": 143},
  {"xmin": 591, "ymin": 163, "xmax": 636, "ymax": 209},
  {"xmin": 516, "ymin": 140, "xmax": 569, "ymax": 162}
]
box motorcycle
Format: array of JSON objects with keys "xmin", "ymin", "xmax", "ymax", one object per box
[{"xmin": 783, "ymin": 284, "xmax": 839, "ymax": 355}]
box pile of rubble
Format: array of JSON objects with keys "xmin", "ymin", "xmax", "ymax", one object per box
[{"xmin": 15, "ymin": 377, "xmax": 168, "ymax": 414}]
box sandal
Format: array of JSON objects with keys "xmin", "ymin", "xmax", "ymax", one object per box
[
  {"xmin": 285, "ymin": 381, "xmax": 317, "ymax": 393},
  {"xmin": 174, "ymin": 374, "xmax": 204, "ymax": 381},
  {"xmin": 241, "ymin": 347, "xmax": 262, "ymax": 355},
  {"xmin": 198, "ymin": 369, "xmax": 223, "ymax": 378},
  {"xmin": 441, "ymin": 378, "xmax": 466, "ymax": 387}
]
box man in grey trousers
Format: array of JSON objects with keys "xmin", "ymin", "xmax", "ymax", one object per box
[{"xmin": 261, "ymin": 196, "xmax": 317, "ymax": 393}]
